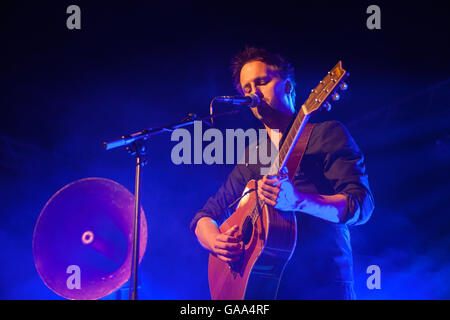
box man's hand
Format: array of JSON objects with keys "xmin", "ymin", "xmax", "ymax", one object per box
[
  {"xmin": 210, "ymin": 225, "xmax": 243, "ymax": 263},
  {"xmin": 257, "ymin": 174, "xmax": 303, "ymax": 211},
  {"xmin": 257, "ymin": 174, "xmax": 350, "ymax": 223},
  {"xmin": 195, "ymin": 218, "xmax": 243, "ymax": 263}
]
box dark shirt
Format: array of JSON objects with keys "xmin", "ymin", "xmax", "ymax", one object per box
[{"xmin": 190, "ymin": 120, "xmax": 375, "ymax": 298}]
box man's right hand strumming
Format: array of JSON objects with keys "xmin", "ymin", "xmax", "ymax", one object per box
[{"xmin": 195, "ymin": 217, "xmax": 243, "ymax": 263}]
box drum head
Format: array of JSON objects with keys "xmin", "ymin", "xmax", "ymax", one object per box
[{"xmin": 32, "ymin": 177, "xmax": 148, "ymax": 300}]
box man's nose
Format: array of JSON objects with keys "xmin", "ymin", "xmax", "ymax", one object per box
[{"xmin": 252, "ymin": 85, "xmax": 263, "ymax": 98}]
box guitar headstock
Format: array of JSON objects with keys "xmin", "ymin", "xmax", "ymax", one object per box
[{"xmin": 301, "ymin": 61, "xmax": 349, "ymax": 115}]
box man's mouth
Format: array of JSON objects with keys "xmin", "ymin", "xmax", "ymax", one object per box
[{"xmin": 256, "ymin": 100, "xmax": 274, "ymax": 115}]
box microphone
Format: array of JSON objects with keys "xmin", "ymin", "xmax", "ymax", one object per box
[{"xmin": 214, "ymin": 93, "xmax": 260, "ymax": 107}]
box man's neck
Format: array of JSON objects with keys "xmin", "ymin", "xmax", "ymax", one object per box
[{"xmin": 263, "ymin": 114, "xmax": 295, "ymax": 149}]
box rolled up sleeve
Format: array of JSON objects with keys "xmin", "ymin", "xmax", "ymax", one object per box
[{"xmin": 318, "ymin": 121, "xmax": 375, "ymax": 226}]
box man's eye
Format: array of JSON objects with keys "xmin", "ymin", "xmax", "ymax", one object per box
[{"xmin": 257, "ymin": 79, "xmax": 268, "ymax": 86}]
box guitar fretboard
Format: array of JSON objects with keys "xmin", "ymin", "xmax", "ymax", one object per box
[{"xmin": 271, "ymin": 108, "xmax": 310, "ymax": 175}]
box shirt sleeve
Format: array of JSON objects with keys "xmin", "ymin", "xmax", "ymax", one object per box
[
  {"xmin": 311, "ymin": 121, "xmax": 375, "ymax": 226},
  {"xmin": 189, "ymin": 163, "xmax": 253, "ymax": 234}
]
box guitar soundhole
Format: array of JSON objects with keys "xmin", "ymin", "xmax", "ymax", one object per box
[{"xmin": 241, "ymin": 216, "xmax": 253, "ymax": 245}]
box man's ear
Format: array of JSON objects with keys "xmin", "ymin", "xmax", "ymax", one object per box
[
  {"xmin": 284, "ymin": 80, "xmax": 296, "ymax": 112},
  {"xmin": 284, "ymin": 80, "xmax": 293, "ymax": 95}
]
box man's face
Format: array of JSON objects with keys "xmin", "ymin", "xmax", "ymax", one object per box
[{"xmin": 239, "ymin": 60, "xmax": 295, "ymax": 124}]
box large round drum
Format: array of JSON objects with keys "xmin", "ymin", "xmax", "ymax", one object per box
[{"xmin": 32, "ymin": 177, "xmax": 148, "ymax": 300}]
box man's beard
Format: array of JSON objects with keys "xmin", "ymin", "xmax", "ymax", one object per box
[{"xmin": 255, "ymin": 99, "xmax": 276, "ymax": 120}]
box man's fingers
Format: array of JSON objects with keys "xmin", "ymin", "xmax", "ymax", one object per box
[
  {"xmin": 263, "ymin": 174, "xmax": 288, "ymax": 184},
  {"xmin": 216, "ymin": 254, "xmax": 240, "ymax": 263},
  {"xmin": 258, "ymin": 181, "xmax": 279, "ymax": 201},
  {"xmin": 224, "ymin": 225, "xmax": 239, "ymax": 236},
  {"xmin": 217, "ymin": 233, "xmax": 241, "ymax": 243},
  {"xmin": 260, "ymin": 183, "xmax": 280, "ymax": 194},
  {"xmin": 214, "ymin": 239, "xmax": 244, "ymax": 262},
  {"xmin": 217, "ymin": 256, "xmax": 233, "ymax": 262},
  {"xmin": 260, "ymin": 189, "xmax": 278, "ymax": 201},
  {"xmin": 262, "ymin": 175, "xmax": 278, "ymax": 185},
  {"xmin": 214, "ymin": 247, "xmax": 242, "ymax": 257},
  {"xmin": 257, "ymin": 174, "xmax": 287, "ymax": 207},
  {"xmin": 214, "ymin": 240, "xmax": 241, "ymax": 250},
  {"xmin": 264, "ymin": 198, "xmax": 277, "ymax": 207},
  {"xmin": 258, "ymin": 192, "xmax": 277, "ymax": 207},
  {"xmin": 272, "ymin": 175, "xmax": 289, "ymax": 186}
]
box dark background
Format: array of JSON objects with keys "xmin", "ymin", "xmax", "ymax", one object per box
[{"xmin": 1, "ymin": 1, "xmax": 449, "ymax": 299}]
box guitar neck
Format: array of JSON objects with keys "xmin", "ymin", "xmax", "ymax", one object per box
[
  {"xmin": 277, "ymin": 108, "xmax": 310, "ymax": 175},
  {"xmin": 265, "ymin": 61, "xmax": 348, "ymax": 176}
]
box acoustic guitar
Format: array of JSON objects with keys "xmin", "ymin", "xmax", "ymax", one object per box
[{"xmin": 208, "ymin": 61, "xmax": 349, "ymax": 299}]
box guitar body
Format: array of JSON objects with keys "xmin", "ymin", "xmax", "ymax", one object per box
[{"xmin": 208, "ymin": 180, "xmax": 297, "ymax": 300}]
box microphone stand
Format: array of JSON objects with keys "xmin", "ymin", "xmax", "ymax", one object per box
[{"xmin": 103, "ymin": 107, "xmax": 239, "ymax": 300}]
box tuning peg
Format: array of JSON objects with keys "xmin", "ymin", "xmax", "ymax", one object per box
[
  {"xmin": 323, "ymin": 101, "xmax": 332, "ymax": 111},
  {"xmin": 331, "ymin": 92, "xmax": 340, "ymax": 101},
  {"xmin": 339, "ymin": 82, "xmax": 348, "ymax": 91}
]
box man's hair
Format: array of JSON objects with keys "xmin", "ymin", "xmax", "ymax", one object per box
[{"xmin": 231, "ymin": 46, "xmax": 296, "ymax": 104}]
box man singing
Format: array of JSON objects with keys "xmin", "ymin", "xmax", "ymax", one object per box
[{"xmin": 190, "ymin": 47, "xmax": 374, "ymax": 299}]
